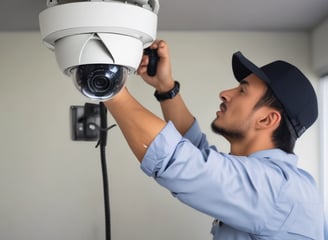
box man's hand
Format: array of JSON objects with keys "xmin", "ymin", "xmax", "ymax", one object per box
[{"xmin": 137, "ymin": 40, "xmax": 175, "ymax": 93}]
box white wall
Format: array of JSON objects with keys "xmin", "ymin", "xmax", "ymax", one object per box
[{"xmin": 0, "ymin": 31, "xmax": 319, "ymax": 240}]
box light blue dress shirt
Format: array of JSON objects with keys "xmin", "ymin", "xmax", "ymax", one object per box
[{"xmin": 141, "ymin": 120, "xmax": 325, "ymax": 239}]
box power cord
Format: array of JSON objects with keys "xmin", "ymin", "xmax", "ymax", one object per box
[{"xmin": 95, "ymin": 102, "xmax": 116, "ymax": 240}]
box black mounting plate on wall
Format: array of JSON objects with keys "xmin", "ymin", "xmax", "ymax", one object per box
[{"xmin": 70, "ymin": 103, "xmax": 101, "ymax": 141}]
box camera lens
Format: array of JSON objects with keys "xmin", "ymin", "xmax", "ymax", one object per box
[
  {"xmin": 87, "ymin": 71, "xmax": 112, "ymax": 94},
  {"xmin": 94, "ymin": 77, "xmax": 109, "ymax": 91},
  {"xmin": 72, "ymin": 64, "xmax": 129, "ymax": 100}
]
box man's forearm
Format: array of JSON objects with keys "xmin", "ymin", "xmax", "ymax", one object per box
[
  {"xmin": 104, "ymin": 88, "xmax": 166, "ymax": 162},
  {"xmin": 160, "ymin": 92, "xmax": 195, "ymax": 136}
]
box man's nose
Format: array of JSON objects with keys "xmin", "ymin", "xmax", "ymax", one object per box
[{"xmin": 219, "ymin": 88, "xmax": 234, "ymax": 102}]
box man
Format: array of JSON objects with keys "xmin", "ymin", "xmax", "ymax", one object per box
[{"xmin": 104, "ymin": 40, "xmax": 325, "ymax": 239}]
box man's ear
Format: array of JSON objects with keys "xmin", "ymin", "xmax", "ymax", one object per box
[{"xmin": 256, "ymin": 108, "xmax": 281, "ymax": 131}]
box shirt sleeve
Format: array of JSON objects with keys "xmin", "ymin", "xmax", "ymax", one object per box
[
  {"xmin": 141, "ymin": 120, "xmax": 217, "ymax": 176},
  {"xmin": 140, "ymin": 120, "xmax": 288, "ymax": 234},
  {"xmin": 183, "ymin": 118, "xmax": 215, "ymax": 150}
]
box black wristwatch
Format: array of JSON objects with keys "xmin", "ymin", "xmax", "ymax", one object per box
[{"xmin": 154, "ymin": 81, "xmax": 180, "ymax": 102}]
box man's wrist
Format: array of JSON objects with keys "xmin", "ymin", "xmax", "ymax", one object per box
[
  {"xmin": 155, "ymin": 80, "xmax": 175, "ymax": 93},
  {"xmin": 154, "ymin": 81, "xmax": 180, "ymax": 102}
]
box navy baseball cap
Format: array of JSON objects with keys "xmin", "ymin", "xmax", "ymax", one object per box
[{"xmin": 232, "ymin": 51, "xmax": 318, "ymax": 137}]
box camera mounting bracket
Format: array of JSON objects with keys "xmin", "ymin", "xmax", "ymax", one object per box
[{"xmin": 70, "ymin": 103, "xmax": 101, "ymax": 141}]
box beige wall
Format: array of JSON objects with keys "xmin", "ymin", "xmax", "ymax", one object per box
[{"xmin": 0, "ymin": 31, "xmax": 319, "ymax": 240}]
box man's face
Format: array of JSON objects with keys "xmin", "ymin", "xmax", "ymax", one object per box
[{"xmin": 211, "ymin": 73, "xmax": 268, "ymax": 141}]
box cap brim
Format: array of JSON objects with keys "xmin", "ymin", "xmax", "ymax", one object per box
[{"xmin": 232, "ymin": 51, "xmax": 271, "ymax": 85}]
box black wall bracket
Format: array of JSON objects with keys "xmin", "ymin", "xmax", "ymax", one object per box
[{"xmin": 70, "ymin": 103, "xmax": 101, "ymax": 141}]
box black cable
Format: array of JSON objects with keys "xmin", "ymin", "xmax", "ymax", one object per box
[
  {"xmin": 100, "ymin": 143, "xmax": 111, "ymax": 240},
  {"xmin": 96, "ymin": 102, "xmax": 116, "ymax": 240}
]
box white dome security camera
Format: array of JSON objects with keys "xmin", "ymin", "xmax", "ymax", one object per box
[{"xmin": 39, "ymin": 0, "xmax": 159, "ymax": 100}]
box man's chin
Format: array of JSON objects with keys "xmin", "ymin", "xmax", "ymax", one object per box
[
  {"xmin": 211, "ymin": 121, "xmax": 243, "ymax": 140},
  {"xmin": 211, "ymin": 121, "xmax": 224, "ymax": 135}
]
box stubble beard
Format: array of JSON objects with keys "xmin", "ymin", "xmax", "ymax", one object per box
[{"xmin": 211, "ymin": 120, "xmax": 244, "ymax": 140}]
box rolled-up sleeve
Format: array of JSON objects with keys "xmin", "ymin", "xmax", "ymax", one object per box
[
  {"xmin": 141, "ymin": 121, "xmax": 182, "ymax": 177},
  {"xmin": 141, "ymin": 120, "xmax": 237, "ymax": 219}
]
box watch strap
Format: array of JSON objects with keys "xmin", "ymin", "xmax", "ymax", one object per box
[{"xmin": 154, "ymin": 81, "xmax": 180, "ymax": 102}]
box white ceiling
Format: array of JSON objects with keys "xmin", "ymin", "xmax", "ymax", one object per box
[{"xmin": 1, "ymin": 0, "xmax": 328, "ymax": 32}]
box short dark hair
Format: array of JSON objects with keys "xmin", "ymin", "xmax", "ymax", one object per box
[{"xmin": 254, "ymin": 87, "xmax": 296, "ymax": 153}]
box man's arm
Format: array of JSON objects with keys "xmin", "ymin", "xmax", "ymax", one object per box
[
  {"xmin": 104, "ymin": 40, "xmax": 194, "ymax": 162},
  {"xmin": 104, "ymin": 88, "xmax": 166, "ymax": 162},
  {"xmin": 138, "ymin": 40, "xmax": 194, "ymax": 135}
]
